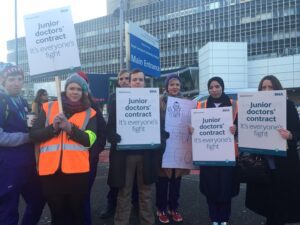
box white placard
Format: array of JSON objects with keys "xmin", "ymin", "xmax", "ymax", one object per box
[
  {"xmin": 238, "ymin": 90, "xmax": 287, "ymax": 156},
  {"xmin": 162, "ymin": 97, "xmax": 196, "ymax": 169},
  {"xmin": 191, "ymin": 107, "xmax": 235, "ymax": 166},
  {"xmin": 24, "ymin": 6, "xmax": 81, "ymax": 76},
  {"xmin": 116, "ymin": 88, "xmax": 161, "ymax": 150}
]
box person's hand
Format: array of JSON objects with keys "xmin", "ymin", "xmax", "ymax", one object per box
[
  {"xmin": 53, "ymin": 115, "xmax": 61, "ymax": 131},
  {"xmin": 230, "ymin": 125, "xmax": 236, "ymax": 135},
  {"xmin": 161, "ymin": 130, "xmax": 170, "ymax": 139},
  {"xmin": 188, "ymin": 125, "xmax": 194, "ymax": 134},
  {"xmin": 107, "ymin": 133, "xmax": 121, "ymax": 144},
  {"xmin": 56, "ymin": 113, "xmax": 72, "ymax": 133},
  {"xmin": 278, "ymin": 128, "xmax": 292, "ymax": 140},
  {"xmin": 30, "ymin": 116, "xmax": 37, "ymax": 127}
]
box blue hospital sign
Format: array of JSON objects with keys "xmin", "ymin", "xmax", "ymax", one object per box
[{"xmin": 126, "ymin": 22, "xmax": 160, "ymax": 77}]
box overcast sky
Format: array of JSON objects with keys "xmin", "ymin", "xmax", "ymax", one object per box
[{"xmin": 0, "ymin": 0, "xmax": 107, "ymax": 62}]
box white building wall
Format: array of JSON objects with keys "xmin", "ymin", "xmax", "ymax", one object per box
[
  {"xmin": 248, "ymin": 55, "xmax": 300, "ymax": 89},
  {"xmin": 198, "ymin": 42, "xmax": 248, "ymax": 95},
  {"xmin": 199, "ymin": 42, "xmax": 300, "ymax": 94}
]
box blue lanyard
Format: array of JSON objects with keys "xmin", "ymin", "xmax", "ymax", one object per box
[{"xmin": 9, "ymin": 96, "xmax": 27, "ymax": 121}]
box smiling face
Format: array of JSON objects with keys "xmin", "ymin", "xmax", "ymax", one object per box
[
  {"xmin": 118, "ymin": 72, "xmax": 130, "ymax": 87},
  {"xmin": 208, "ymin": 80, "xmax": 223, "ymax": 99},
  {"xmin": 4, "ymin": 75, "xmax": 24, "ymax": 96},
  {"xmin": 66, "ymin": 82, "xmax": 83, "ymax": 102},
  {"xmin": 261, "ymin": 79, "xmax": 274, "ymax": 91},
  {"xmin": 167, "ymin": 78, "xmax": 181, "ymax": 96}
]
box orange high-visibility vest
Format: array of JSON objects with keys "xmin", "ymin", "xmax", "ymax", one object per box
[
  {"xmin": 197, "ymin": 99, "xmax": 239, "ymax": 155},
  {"xmin": 38, "ymin": 101, "xmax": 96, "ymax": 176}
]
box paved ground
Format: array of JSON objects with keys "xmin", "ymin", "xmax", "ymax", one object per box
[{"xmin": 19, "ymin": 150, "xmax": 300, "ymax": 225}]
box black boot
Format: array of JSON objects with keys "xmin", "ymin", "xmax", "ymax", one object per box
[{"xmin": 99, "ymin": 204, "xmax": 116, "ymax": 219}]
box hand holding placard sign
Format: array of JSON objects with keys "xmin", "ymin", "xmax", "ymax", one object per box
[
  {"xmin": 191, "ymin": 107, "xmax": 235, "ymax": 166},
  {"xmin": 116, "ymin": 88, "xmax": 161, "ymax": 150},
  {"xmin": 238, "ymin": 90, "xmax": 287, "ymax": 156}
]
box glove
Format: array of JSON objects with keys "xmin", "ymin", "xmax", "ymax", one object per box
[
  {"xmin": 107, "ymin": 133, "xmax": 121, "ymax": 144},
  {"xmin": 161, "ymin": 130, "xmax": 170, "ymax": 140},
  {"xmin": 59, "ymin": 120, "xmax": 72, "ymax": 133},
  {"xmin": 53, "ymin": 115, "xmax": 61, "ymax": 131},
  {"xmin": 57, "ymin": 113, "xmax": 72, "ymax": 133}
]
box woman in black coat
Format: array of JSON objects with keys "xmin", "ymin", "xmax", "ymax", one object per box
[
  {"xmin": 196, "ymin": 77, "xmax": 239, "ymax": 225},
  {"xmin": 245, "ymin": 75, "xmax": 300, "ymax": 225}
]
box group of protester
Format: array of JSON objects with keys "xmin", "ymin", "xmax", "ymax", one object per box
[{"xmin": 0, "ymin": 63, "xmax": 300, "ymax": 225}]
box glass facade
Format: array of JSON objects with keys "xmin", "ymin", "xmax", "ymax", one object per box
[{"xmin": 6, "ymin": 0, "xmax": 300, "ymax": 82}]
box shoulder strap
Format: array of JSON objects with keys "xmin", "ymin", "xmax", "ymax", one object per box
[{"xmin": 0, "ymin": 95, "xmax": 10, "ymax": 123}]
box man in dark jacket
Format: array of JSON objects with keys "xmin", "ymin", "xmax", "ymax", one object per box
[
  {"xmin": 0, "ymin": 65, "xmax": 44, "ymax": 225},
  {"xmin": 100, "ymin": 69, "xmax": 139, "ymax": 219},
  {"xmin": 107, "ymin": 69, "xmax": 166, "ymax": 225}
]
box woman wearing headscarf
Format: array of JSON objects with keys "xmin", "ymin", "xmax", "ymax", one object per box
[
  {"xmin": 30, "ymin": 73, "xmax": 97, "ymax": 225},
  {"xmin": 195, "ymin": 76, "xmax": 239, "ymax": 225},
  {"xmin": 245, "ymin": 75, "xmax": 300, "ymax": 225},
  {"xmin": 155, "ymin": 74, "xmax": 189, "ymax": 224}
]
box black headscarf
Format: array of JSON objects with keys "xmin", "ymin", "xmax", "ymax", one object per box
[{"xmin": 206, "ymin": 76, "xmax": 232, "ymax": 108}]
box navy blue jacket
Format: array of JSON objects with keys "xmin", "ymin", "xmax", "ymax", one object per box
[{"xmin": 0, "ymin": 93, "xmax": 35, "ymax": 169}]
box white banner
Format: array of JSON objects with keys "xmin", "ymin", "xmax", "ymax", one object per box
[
  {"xmin": 191, "ymin": 107, "xmax": 235, "ymax": 166},
  {"xmin": 162, "ymin": 97, "xmax": 196, "ymax": 169},
  {"xmin": 116, "ymin": 88, "xmax": 161, "ymax": 150},
  {"xmin": 238, "ymin": 90, "xmax": 287, "ymax": 156},
  {"xmin": 24, "ymin": 6, "xmax": 81, "ymax": 76}
]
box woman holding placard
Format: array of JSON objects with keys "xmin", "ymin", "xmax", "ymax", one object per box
[
  {"xmin": 155, "ymin": 74, "xmax": 189, "ymax": 224},
  {"xmin": 196, "ymin": 76, "xmax": 239, "ymax": 225},
  {"xmin": 245, "ymin": 75, "xmax": 300, "ymax": 225},
  {"xmin": 30, "ymin": 73, "xmax": 97, "ymax": 225}
]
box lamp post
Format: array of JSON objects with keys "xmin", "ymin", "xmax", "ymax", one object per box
[
  {"xmin": 15, "ymin": 0, "xmax": 18, "ymax": 65},
  {"xmin": 119, "ymin": 0, "xmax": 124, "ymax": 70}
]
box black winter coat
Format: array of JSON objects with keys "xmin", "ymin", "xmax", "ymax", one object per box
[
  {"xmin": 199, "ymin": 95, "xmax": 240, "ymax": 202},
  {"xmin": 245, "ymin": 100, "xmax": 300, "ymax": 223},
  {"xmin": 106, "ymin": 93, "xmax": 165, "ymax": 188}
]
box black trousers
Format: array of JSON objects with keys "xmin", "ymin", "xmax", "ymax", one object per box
[
  {"xmin": 47, "ymin": 193, "xmax": 86, "ymax": 225},
  {"xmin": 156, "ymin": 171, "xmax": 182, "ymax": 212}
]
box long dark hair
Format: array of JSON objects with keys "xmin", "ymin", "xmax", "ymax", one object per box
[
  {"xmin": 34, "ymin": 89, "xmax": 47, "ymax": 103},
  {"xmin": 258, "ymin": 75, "xmax": 283, "ymax": 91}
]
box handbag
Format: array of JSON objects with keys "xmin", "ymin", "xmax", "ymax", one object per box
[{"xmin": 237, "ymin": 152, "xmax": 272, "ymax": 184}]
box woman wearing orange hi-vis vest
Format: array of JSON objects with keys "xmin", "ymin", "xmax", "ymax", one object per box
[{"xmin": 30, "ymin": 73, "xmax": 97, "ymax": 225}]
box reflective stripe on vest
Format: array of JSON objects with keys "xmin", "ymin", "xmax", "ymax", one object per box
[
  {"xmin": 40, "ymin": 144, "xmax": 88, "ymax": 153},
  {"xmin": 45, "ymin": 101, "xmax": 54, "ymax": 127},
  {"xmin": 196, "ymin": 100, "xmax": 207, "ymax": 109}
]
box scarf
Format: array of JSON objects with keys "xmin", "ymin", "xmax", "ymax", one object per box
[
  {"xmin": 162, "ymin": 91, "xmax": 183, "ymax": 104},
  {"xmin": 206, "ymin": 92, "xmax": 232, "ymax": 108},
  {"xmin": 61, "ymin": 94, "xmax": 90, "ymax": 115}
]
